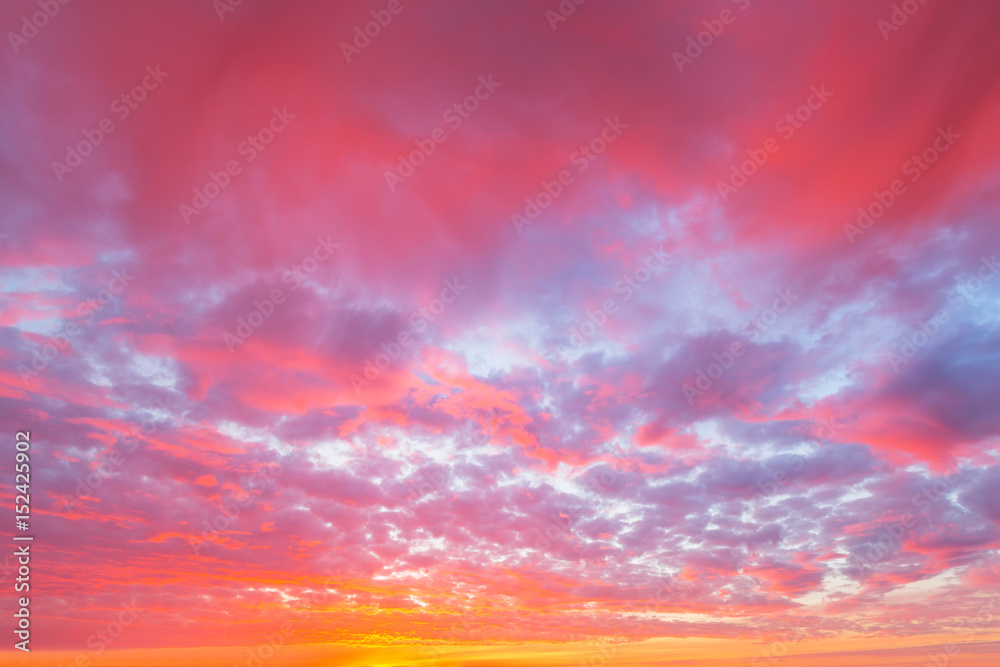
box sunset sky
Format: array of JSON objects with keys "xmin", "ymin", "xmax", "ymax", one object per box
[{"xmin": 3, "ymin": 0, "xmax": 1000, "ymax": 665}]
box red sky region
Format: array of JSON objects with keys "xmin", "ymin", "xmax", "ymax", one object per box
[{"xmin": 2, "ymin": 0, "xmax": 1000, "ymax": 664}]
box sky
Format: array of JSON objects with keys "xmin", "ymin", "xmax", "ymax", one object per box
[{"xmin": 2, "ymin": 0, "xmax": 1000, "ymax": 665}]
